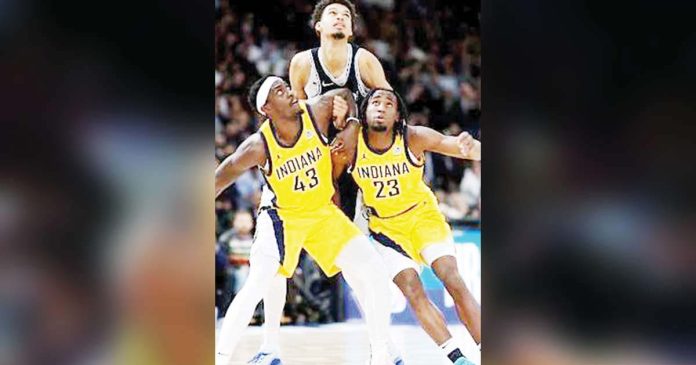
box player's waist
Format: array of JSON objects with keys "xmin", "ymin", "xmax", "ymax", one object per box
[
  {"xmin": 258, "ymin": 202, "xmax": 335, "ymax": 215},
  {"xmin": 365, "ymin": 200, "xmax": 432, "ymax": 220}
]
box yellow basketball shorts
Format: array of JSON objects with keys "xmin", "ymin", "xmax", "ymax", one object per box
[
  {"xmin": 368, "ymin": 201, "xmax": 454, "ymax": 266},
  {"xmin": 254, "ymin": 204, "xmax": 363, "ymax": 278}
]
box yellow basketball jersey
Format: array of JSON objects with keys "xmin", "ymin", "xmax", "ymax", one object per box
[
  {"xmin": 258, "ymin": 101, "xmax": 334, "ymax": 211},
  {"xmin": 350, "ymin": 127, "xmax": 438, "ymax": 218}
]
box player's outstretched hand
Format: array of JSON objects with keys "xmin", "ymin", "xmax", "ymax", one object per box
[
  {"xmin": 457, "ymin": 131, "xmax": 475, "ymax": 156},
  {"xmin": 332, "ymin": 95, "xmax": 349, "ymax": 130}
]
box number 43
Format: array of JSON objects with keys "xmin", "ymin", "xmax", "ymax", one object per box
[{"xmin": 293, "ymin": 168, "xmax": 319, "ymax": 191}]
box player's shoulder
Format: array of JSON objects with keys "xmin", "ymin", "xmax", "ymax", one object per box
[
  {"xmin": 290, "ymin": 50, "xmax": 312, "ymax": 68},
  {"xmin": 289, "ymin": 51, "xmax": 312, "ymax": 83},
  {"xmin": 356, "ymin": 47, "xmax": 378, "ymax": 64},
  {"xmin": 404, "ymin": 125, "xmax": 429, "ymax": 150},
  {"xmin": 405, "ymin": 124, "xmax": 422, "ymax": 138},
  {"xmin": 243, "ymin": 131, "xmax": 266, "ymax": 148},
  {"xmin": 233, "ymin": 132, "xmax": 268, "ymax": 164}
]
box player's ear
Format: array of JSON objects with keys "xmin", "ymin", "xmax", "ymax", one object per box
[
  {"xmin": 261, "ymin": 104, "xmax": 271, "ymax": 116},
  {"xmin": 314, "ymin": 21, "xmax": 322, "ymax": 35}
]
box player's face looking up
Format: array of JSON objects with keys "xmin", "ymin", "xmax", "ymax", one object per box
[
  {"xmin": 264, "ymin": 81, "xmax": 302, "ymax": 120},
  {"xmin": 365, "ymin": 90, "xmax": 399, "ymax": 133},
  {"xmin": 315, "ymin": 3, "xmax": 353, "ymax": 40}
]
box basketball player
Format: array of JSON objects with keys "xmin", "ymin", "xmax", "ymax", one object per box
[
  {"xmin": 333, "ymin": 89, "xmax": 482, "ymax": 365},
  {"xmin": 215, "ymin": 75, "xmax": 394, "ymax": 365},
  {"xmin": 249, "ymin": 1, "xmax": 397, "ymax": 364},
  {"xmin": 290, "ymin": 0, "xmax": 389, "ymax": 100},
  {"xmin": 289, "ymin": 0, "xmax": 392, "ymax": 221}
]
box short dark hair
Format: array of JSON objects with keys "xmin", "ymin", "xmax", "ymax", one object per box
[
  {"xmin": 310, "ymin": 0, "xmax": 358, "ymax": 37},
  {"xmin": 246, "ymin": 75, "xmax": 271, "ymax": 114},
  {"xmin": 359, "ymin": 88, "xmax": 409, "ymax": 136}
]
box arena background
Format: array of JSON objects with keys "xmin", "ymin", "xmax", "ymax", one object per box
[{"xmin": 215, "ymin": 0, "xmax": 481, "ymax": 327}]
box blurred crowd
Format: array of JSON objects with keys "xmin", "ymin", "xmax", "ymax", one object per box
[{"xmin": 215, "ymin": 0, "xmax": 481, "ymax": 320}]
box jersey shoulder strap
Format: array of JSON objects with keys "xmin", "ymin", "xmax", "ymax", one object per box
[
  {"xmin": 345, "ymin": 43, "xmax": 360, "ymax": 93},
  {"xmin": 310, "ymin": 47, "xmax": 336, "ymax": 91},
  {"xmin": 310, "ymin": 44, "xmax": 362, "ymax": 94}
]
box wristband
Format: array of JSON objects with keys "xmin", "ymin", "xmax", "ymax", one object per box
[{"xmin": 346, "ymin": 117, "xmax": 360, "ymax": 125}]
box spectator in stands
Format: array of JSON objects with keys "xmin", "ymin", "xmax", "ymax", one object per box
[
  {"xmin": 216, "ymin": 240, "xmax": 231, "ymax": 317},
  {"xmin": 218, "ymin": 210, "xmax": 255, "ymax": 295}
]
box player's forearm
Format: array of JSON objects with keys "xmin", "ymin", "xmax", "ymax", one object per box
[
  {"xmin": 434, "ymin": 136, "xmax": 464, "ymax": 158},
  {"xmin": 342, "ymin": 114, "xmax": 360, "ymax": 137},
  {"xmin": 330, "ymin": 179, "xmax": 342, "ymax": 207},
  {"xmin": 332, "ymin": 119, "xmax": 360, "ymax": 168},
  {"xmin": 344, "ymin": 90, "xmax": 357, "ymax": 119},
  {"xmin": 439, "ymin": 136, "xmax": 480, "ymax": 160},
  {"xmin": 215, "ymin": 162, "xmax": 240, "ymax": 197}
]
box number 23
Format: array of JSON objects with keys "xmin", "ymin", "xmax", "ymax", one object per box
[{"xmin": 373, "ymin": 179, "xmax": 400, "ymax": 198}]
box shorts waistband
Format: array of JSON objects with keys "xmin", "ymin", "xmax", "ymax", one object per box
[{"xmin": 366, "ymin": 202, "xmax": 421, "ymax": 219}]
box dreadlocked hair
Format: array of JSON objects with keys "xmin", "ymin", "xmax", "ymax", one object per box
[{"xmin": 358, "ymin": 88, "xmax": 409, "ymax": 136}]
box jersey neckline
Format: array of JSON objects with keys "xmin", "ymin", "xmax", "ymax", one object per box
[
  {"xmin": 362, "ymin": 127, "xmax": 397, "ymax": 155},
  {"xmin": 268, "ymin": 115, "xmax": 304, "ymax": 149},
  {"xmin": 317, "ymin": 44, "xmax": 353, "ymax": 85}
]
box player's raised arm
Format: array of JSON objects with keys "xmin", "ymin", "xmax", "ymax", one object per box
[
  {"xmin": 306, "ymin": 87, "xmax": 358, "ymax": 134},
  {"xmin": 289, "ymin": 51, "xmax": 310, "ymax": 100},
  {"xmin": 330, "ymin": 123, "xmax": 360, "ymax": 208},
  {"xmin": 357, "ymin": 49, "xmax": 392, "ymax": 90},
  {"xmin": 215, "ymin": 133, "xmax": 267, "ymax": 197},
  {"xmin": 330, "ymin": 157, "xmax": 346, "ymax": 207},
  {"xmin": 408, "ymin": 125, "xmax": 481, "ymax": 161}
]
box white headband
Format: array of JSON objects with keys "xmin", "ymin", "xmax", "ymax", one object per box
[{"xmin": 255, "ymin": 76, "xmax": 283, "ymax": 116}]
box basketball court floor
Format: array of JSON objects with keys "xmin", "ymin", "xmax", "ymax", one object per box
[{"xmin": 216, "ymin": 320, "xmax": 480, "ymax": 365}]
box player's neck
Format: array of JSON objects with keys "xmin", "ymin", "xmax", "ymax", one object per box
[
  {"xmin": 366, "ymin": 129, "xmax": 395, "ymax": 151},
  {"xmin": 319, "ymin": 38, "xmax": 348, "ymax": 73},
  {"xmin": 270, "ymin": 115, "xmax": 302, "ymax": 145}
]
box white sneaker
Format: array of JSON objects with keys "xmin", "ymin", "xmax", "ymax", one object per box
[{"xmin": 247, "ymin": 351, "xmax": 282, "ymax": 365}]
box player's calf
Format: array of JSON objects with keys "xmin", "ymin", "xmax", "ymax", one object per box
[
  {"xmin": 431, "ymin": 256, "xmax": 481, "ymax": 345},
  {"xmin": 394, "ymin": 268, "xmax": 451, "ymax": 344}
]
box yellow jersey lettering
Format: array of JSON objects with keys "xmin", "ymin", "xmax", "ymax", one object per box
[
  {"xmin": 356, "ymin": 162, "xmax": 410, "ymax": 179},
  {"xmin": 276, "ymin": 147, "xmax": 323, "ymax": 180},
  {"xmin": 351, "ymin": 129, "xmax": 437, "ymax": 217}
]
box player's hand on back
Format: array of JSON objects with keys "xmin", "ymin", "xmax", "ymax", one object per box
[
  {"xmin": 332, "ymin": 95, "xmax": 349, "ymax": 130},
  {"xmin": 330, "ymin": 136, "xmax": 345, "ymax": 155},
  {"xmin": 330, "ymin": 118, "xmax": 359, "ymax": 167}
]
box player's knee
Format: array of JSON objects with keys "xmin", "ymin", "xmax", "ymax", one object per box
[
  {"xmin": 437, "ymin": 266, "xmax": 464, "ymax": 290},
  {"xmin": 398, "ymin": 271, "xmax": 425, "ymax": 301}
]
